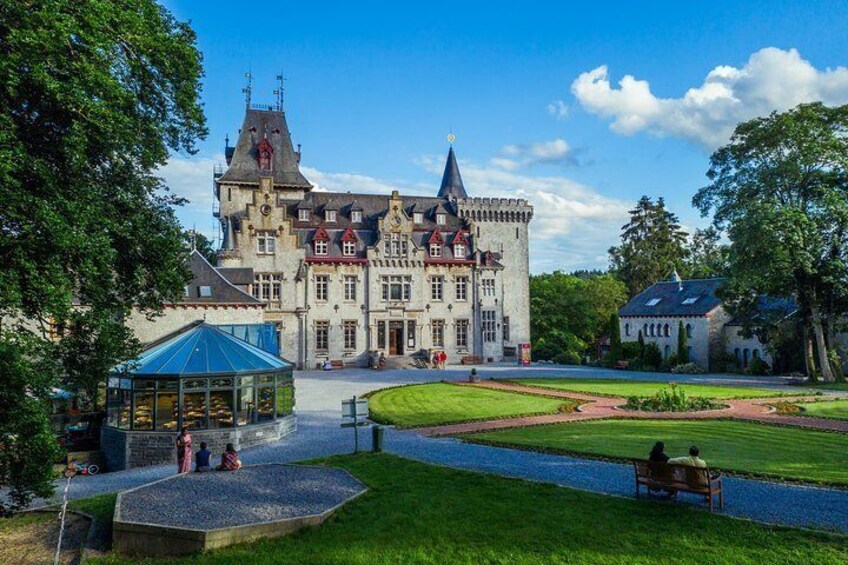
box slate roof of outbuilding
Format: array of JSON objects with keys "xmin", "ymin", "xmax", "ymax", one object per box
[
  {"xmin": 725, "ymin": 296, "xmax": 799, "ymax": 326},
  {"xmin": 619, "ymin": 278, "xmax": 725, "ymax": 317},
  {"xmin": 217, "ymin": 107, "xmax": 312, "ymax": 189},
  {"xmin": 183, "ymin": 250, "xmax": 262, "ymax": 305}
]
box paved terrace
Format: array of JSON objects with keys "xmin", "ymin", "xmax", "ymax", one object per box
[{"xmin": 38, "ymin": 365, "xmax": 848, "ymax": 534}]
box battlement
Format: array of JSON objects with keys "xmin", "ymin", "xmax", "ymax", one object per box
[{"xmin": 456, "ymin": 197, "xmax": 533, "ymax": 223}]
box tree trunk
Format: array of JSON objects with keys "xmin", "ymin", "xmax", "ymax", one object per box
[
  {"xmin": 810, "ymin": 302, "xmax": 834, "ymax": 382},
  {"xmin": 804, "ymin": 327, "xmax": 816, "ymax": 380}
]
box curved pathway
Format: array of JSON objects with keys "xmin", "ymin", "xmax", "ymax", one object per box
[
  {"xmin": 32, "ymin": 365, "xmax": 848, "ymax": 534},
  {"xmin": 414, "ymin": 380, "xmax": 848, "ymax": 436}
]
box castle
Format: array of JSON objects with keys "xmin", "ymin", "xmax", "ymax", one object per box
[{"xmin": 213, "ymin": 102, "xmax": 533, "ymax": 369}]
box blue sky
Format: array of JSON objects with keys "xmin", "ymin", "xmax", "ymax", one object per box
[{"xmin": 160, "ymin": 0, "xmax": 848, "ymax": 273}]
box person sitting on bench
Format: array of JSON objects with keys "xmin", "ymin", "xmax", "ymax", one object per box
[
  {"xmin": 648, "ymin": 441, "xmax": 670, "ymax": 463},
  {"xmin": 668, "ymin": 445, "xmax": 707, "ymax": 468},
  {"xmin": 216, "ymin": 443, "xmax": 242, "ymax": 471}
]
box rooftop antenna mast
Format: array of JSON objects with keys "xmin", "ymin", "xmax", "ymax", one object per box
[
  {"xmin": 242, "ymin": 70, "xmax": 253, "ymax": 107},
  {"xmin": 274, "ymin": 71, "xmax": 286, "ymax": 111}
]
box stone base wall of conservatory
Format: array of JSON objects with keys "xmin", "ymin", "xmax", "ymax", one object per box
[{"xmin": 101, "ymin": 415, "xmax": 297, "ymax": 471}]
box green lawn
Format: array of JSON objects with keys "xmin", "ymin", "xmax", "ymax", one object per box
[
  {"xmin": 799, "ymin": 399, "xmax": 848, "ymax": 420},
  {"xmin": 85, "ymin": 454, "xmax": 846, "ymax": 564},
  {"xmin": 506, "ymin": 378, "xmax": 783, "ymax": 399},
  {"xmin": 464, "ymin": 419, "xmax": 848, "ymax": 485},
  {"xmin": 367, "ymin": 382, "xmax": 573, "ymax": 427}
]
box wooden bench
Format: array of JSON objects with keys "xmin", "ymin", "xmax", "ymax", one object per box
[
  {"xmin": 614, "ymin": 360, "xmax": 630, "ymax": 370},
  {"xmin": 633, "ymin": 459, "xmax": 723, "ymax": 512},
  {"xmin": 461, "ymin": 356, "xmax": 482, "ymax": 365}
]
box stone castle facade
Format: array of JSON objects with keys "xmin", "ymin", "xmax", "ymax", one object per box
[{"xmin": 214, "ymin": 104, "xmax": 533, "ymax": 369}]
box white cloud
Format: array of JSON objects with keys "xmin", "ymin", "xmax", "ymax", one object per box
[
  {"xmin": 571, "ymin": 47, "xmax": 848, "ymax": 149},
  {"xmin": 547, "ymin": 99, "xmax": 570, "ymax": 119},
  {"xmin": 156, "ymin": 155, "xmax": 223, "ymax": 238},
  {"xmin": 493, "ymin": 138, "xmax": 577, "ymax": 169}
]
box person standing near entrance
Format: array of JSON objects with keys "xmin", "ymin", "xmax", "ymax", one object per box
[
  {"xmin": 176, "ymin": 427, "xmax": 192, "ymax": 474},
  {"xmin": 440, "ymin": 350, "xmax": 447, "ymax": 369}
]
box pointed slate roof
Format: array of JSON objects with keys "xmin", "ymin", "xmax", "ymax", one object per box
[
  {"xmin": 114, "ymin": 323, "xmax": 290, "ymax": 376},
  {"xmin": 217, "ymin": 107, "xmax": 312, "ymax": 189},
  {"xmin": 438, "ymin": 146, "xmax": 468, "ymax": 199}
]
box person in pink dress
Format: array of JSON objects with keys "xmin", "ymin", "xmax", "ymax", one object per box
[
  {"xmin": 176, "ymin": 427, "xmax": 192, "ymax": 474},
  {"xmin": 439, "ymin": 350, "xmax": 447, "ymax": 369}
]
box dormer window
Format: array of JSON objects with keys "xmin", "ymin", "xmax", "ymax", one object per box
[
  {"xmin": 325, "ymin": 210, "xmax": 337, "ymax": 223},
  {"xmin": 682, "ymin": 297, "xmax": 699, "ymax": 305},
  {"xmin": 413, "ymin": 212, "xmax": 423, "ymax": 224},
  {"xmin": 454, "ymin": 244, "xmax": 466, "ymax": 258},
  {"xmin": 436, "ymin": 213, "xmax": 446, "ymax": 225},
  {"xmin": 343, "ymin": 240, "xmax": 356, "ymax": 256},
  {"xmin": 645, "ymin": 298, "xmax": 661, "ymax": 306},
  {"xmin": 430, "ymin": 243, "xmax": 442, "ymax": 257},
  {"xmin": 314, "ymin": 240, "xmax": 328, "ymax": 255},
  {"xmin": 256, "ymin": 138, "xmax": 274, "ymax": 171},
  {"xmin": 198, "ymin": 285, "xmax": 212, "ymax": 297},
  {"xmin": 298, "ymin": 209, "xmax": 311, "ymax": 222},
  {"xmin": 351, "ymin": 210, "xmax": 362, "ymax": 223}
]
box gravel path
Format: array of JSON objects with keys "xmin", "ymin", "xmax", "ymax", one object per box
[
  {"xmin": 118, "ymin": 465, "xmax": 365, "ymax": 530},
  {"xmin": 37, "ymin": 365, "xmax": 848, "ymax": 534}
]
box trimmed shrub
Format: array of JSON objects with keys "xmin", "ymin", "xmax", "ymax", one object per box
[
  {"xmin": 642, "ymin": 342, "xmax": 662, "ymax": 369},
  {"xmin": 553, "ymin": 351, "xmax": 582, "ymax": 366},
  {"xmin": 621, "ymin": 341, "xmax": 642, "ymax": 360},
  {"xmin": 747, "ymin": 357, "xmax": 771, "ymax": 376},
  {"xmin": 671, "ymin": 362, "xmax": 704, "ymax": 374}
]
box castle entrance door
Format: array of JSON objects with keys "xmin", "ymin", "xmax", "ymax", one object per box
[{"xmin": 388, "ymin": 321, "xmax": 404, "ymax": 356}]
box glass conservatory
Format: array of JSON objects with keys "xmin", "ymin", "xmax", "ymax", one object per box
[{"xmin": 107, "ymin": 323, "xmax": 294, "ymax": 433}]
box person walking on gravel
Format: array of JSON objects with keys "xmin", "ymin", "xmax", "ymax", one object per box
[{"xmin": 176, "ymin": 427, "xmax": 192, "ymax": 474}]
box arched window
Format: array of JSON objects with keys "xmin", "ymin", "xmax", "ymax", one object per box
[
  {"xmin": 625, "ymin": 323, "xmax": 630, "ymax": 337},
  {"xmin": 664, "ymin": 324, "xmax": 670, "ymax": 337},
  {"xmin": 734, "ymin": 348, "xmax": 741, "ymax": 363},
  {"xmin": 643, "ymin": 323, "xmax": 648, "ymax": 336},
  {"xmin": 753, "ymin": 349, "xmax": 760, "ymax": 360},
  {"xmin": 649, "ymin": 323, "xmax": 655, "ymax": 337},
  {"xmin": 743, "ymin": 349, "xmax": 750, "ymax": 368},
  {"xmin": 663, "ymin": 345, "xmax": 670, "ymax": 359},
  {"xmin": 685, "ymin": 323, "xmax": 692, "ymax": 338}
]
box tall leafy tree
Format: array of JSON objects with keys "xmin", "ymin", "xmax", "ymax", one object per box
[
  {"xmin": 676, "ymin": 321, "xmax": 688, "ymax": 363},
  {"xmin": 684, "ymin": 227, "xmax": 729, "ymax": 279},
  {"xmin": 693, "ymin": 102, "xmax": 848, "ymax": 382},
  {"xmin": 0, "ymin": 0, "xmax": 206, "ymax": 509},
  {"xmin": 609, "ymin": 196, "xmax": 689, "ymax": 297},
  {"xmin": 607, "ymin": 312, "xmax": 623, "ymax": 364}
]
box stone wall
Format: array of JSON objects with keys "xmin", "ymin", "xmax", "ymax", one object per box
[
  {"xmin": 620, "ymin": 316, "xmax": 712, "ymax": 369},
  {"xmin": 102, "ymin": 415, "xmax": 297, "ymax": 471},
  {"xmin": 723, "ymin": 327, "xmax": 774, "ymax": 368},
  {"xmin": 125, "ymin": 306, "xmax": 265, "ymax": 345}
]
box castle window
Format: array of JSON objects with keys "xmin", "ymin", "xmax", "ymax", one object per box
[
  {"xmin": 456, "ymin": 320, "xmax": 469, "ymax": 348},
  {"xmin": 343, "ymin": 321, "xmax": 357, "ymax": 350},
  {"xmin": 351, "ymin": 210, "xmax": 362, "ymax": 223},
  {"xmin": 431, "ymin": 276, "xmax": 444, "ymax": 301},
  {"xmin": 436, "ymin": 213, "xmax": 446, "ymax": 225},
  {"xmin": 685, "ymin": 323, "xmax": 693, "ymax": 338},
  {"xmin": 430, "ymin": 243, "xmax": 442, "ymax": 257},
  {"xmin": 314, "ymin": 239, "xmax": 328, "ymax": 256},
  {"xmin": 325, "ymin": 210, "xmax": 337, "ymax": 223},
  {"xmin": 257, "ymin": 231, "xmax": 276, "ymax": 254},
  {"xmin": 315, "ymin": 321, "xmax": 329, "ymax": 352},
  {"xmin": 198, "ymin": 286, "xmax": 212, "ymax": 298},
  {"xmin": 413, "ymin": 212, "xmax": 423, "ymax": 224},
  {"xmin": 431, "ymin": 320, "xmax": 445, "ymax": 347},
  {"xmin": 252, "ymin": 273, "xmax": 282, "ymax": 301},
  {"xmin": 456, "ymin": 276, "xmax": 468, "ymax": 301},
  {"xmin": 624, "ymin": 323, "xmax": 630, "ymax": 337},
  {"xmin": 315, "ymin": 275, "xmax": 329, "ymax": 301},
  {"xmin": 384, "ymin": 233, "xmax": 407, "ymax": 257},
  {"xmin": 482, "ymin": 279, "xmax": 495, "ymax": 297},
  {"xmin": 454, "ymin": 243, "xmax": 466, "ymax": 258},
  {"xmin": 503, "ymin": 316, "xmax": 510, "ymax": 342},
  {"xmin": 344, "ymin": 275, "xmax": 357, "ymax": 301},
  {"xmin": 382, "ymin": 275, "xmax": 411, "ymax": 302},
  {"xmin": 342, "ymin": 240, "xmax": 356, "ymax": 256},
  {"xmin": 298, "ymin": 209, "xmax": 311, "ymax": 222},
  {"xmin": 184, "ymin": 285, "xmax": 190, "ymax": 297},
  {"xmin": 664, "ymin": 345, "xmax": 670, "ymax": 359},
  {"xmin": 664, "ymin": 324, "xmax": 670, "ymax": 337},
  {"xmin": 482, "ymin": 310, "xmax": 496, "ymax": 342},
  {"xmin": 259, "ymin": 149, "xmax": 271, "ymax": 170}
]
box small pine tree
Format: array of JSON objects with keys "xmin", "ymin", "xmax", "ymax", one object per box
[
  {"xmin": 638, "ymin": 331, "xmax": 645, "ymax": 358},
  {"xmin": 608, "ymin": 313, "xmax": 623, "ymax": 363},
  {"xmin": 677, "ymin": 321, "xmax": 688, "ymax": 364}
]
